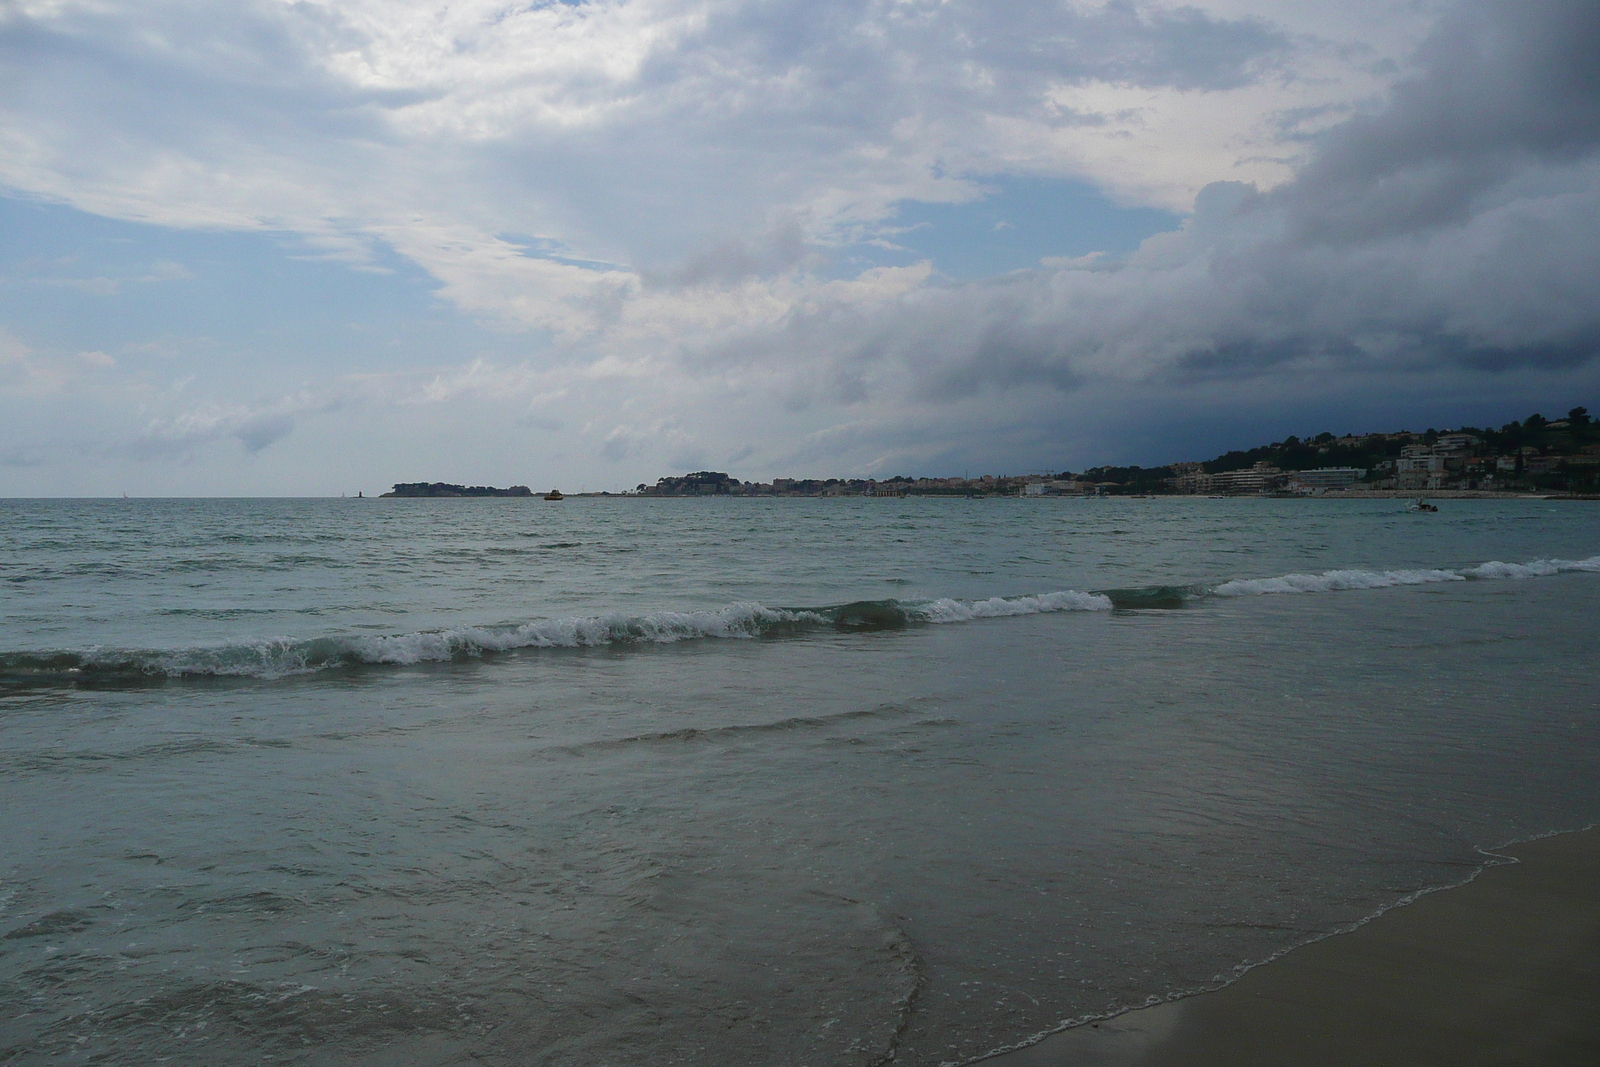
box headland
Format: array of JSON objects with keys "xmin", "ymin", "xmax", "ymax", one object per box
[{"xmin": 380, "ymin": 482, "xmax": 533, "ymax": 498}]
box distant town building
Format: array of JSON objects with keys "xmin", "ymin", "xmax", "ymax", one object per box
[
  {"xmin": 1523, "ymin": 455, "xmax": 1564, "ymax": 475},
  {"xmin": 1208, "ymin": 463, "xmax": 1281, "ymax": 494},
  {"xmin": 1397, "ymin": 471, "xmax": 1448, "ymax": 490},
  {"xmin": 1396, "ymin": 450, "xmax": 1446, "ymax": 474},
  {"xmin": 1288, "ymin": 467, "xmax": 1366, "ymax": 488}
]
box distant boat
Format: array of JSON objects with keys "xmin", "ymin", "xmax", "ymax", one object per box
[
  {"xmin": 1409, "ymin": 498, "xmax": 1438, "ymax": 512},
  {"xmin": 544, "ymin": 489, "xmax": 564, "ymax": 501}
]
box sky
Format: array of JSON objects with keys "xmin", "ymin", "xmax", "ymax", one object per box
[{"xmin": 2, "ymin": 0, "xmax": 1598, "ymax": 495}]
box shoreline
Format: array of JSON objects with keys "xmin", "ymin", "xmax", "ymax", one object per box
[
  {"xmin": 8, "ymin": 490, "xmax": 1596, "ymax": 500},
  {"xmin": 979, "ymin": 825, "xmax": 1600, "ymax": 1066},
  {"xmin": 585, "ymin": 489, "xmax": 1585, "ymax": 499}
]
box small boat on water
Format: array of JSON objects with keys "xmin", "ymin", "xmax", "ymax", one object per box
[
  {"xmin": 544, "ymin": 489, "xmax": 564, "ymax": 501},
  {"xmin": 1408, "ymin": 498, "xmax": 1438, "ymax": 512}
]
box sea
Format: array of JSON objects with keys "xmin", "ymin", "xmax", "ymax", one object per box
[{"xmin": 2, "ymin": 495, "xmax": 1597, "ymax": 1066}]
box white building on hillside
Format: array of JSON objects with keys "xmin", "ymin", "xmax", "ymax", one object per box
[{"xmin": 1288, "ymin": 467, "xmax": 1366, "ymax": 489}]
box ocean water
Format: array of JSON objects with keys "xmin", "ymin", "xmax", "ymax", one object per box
[{"xmin": 2, "ymin": 496, "xmax": 1598, "ymax": 1066}]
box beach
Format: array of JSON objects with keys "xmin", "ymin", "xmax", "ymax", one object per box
[{"xmin": 987, "ymin": 827, "xmax": 1600, "ymax": 1067}]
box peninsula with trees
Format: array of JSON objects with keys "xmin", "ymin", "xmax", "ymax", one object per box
[{"xmin": 381, "ymin": 482, "xmax": 534, "ymax": 497}]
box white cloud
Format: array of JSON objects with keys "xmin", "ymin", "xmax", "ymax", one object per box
[
  {"xmin": 0, "ymin": 1, "xmax": 1386, "ymax": 320},
  {"xmin": 0, "ymin": 328, "xmax": 123, "ymax": 394},
  {"xmin": 7, "ymin": 256, "xmax": 195, "ymax": 295},
  {"xmin": 131, "ymin": 392, "xmax": 339, "ymax": 456}
]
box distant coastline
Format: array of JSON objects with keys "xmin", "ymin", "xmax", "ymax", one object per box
[
  {"xmin": 378, "ymin": 404, "xmax": 1600, "ymax": 500},
  {"xmin": 628, "ymin": 405, "xmax": 1598, "ymax": 498}
]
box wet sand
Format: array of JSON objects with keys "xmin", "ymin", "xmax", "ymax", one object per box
[{"xmin": 982, "ymin": 826, "xmax": 1600, "ymax": 1067}]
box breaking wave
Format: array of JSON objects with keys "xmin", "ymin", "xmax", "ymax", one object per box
[
  {"xmin": 915, "ymin": 590, "xmax": 1112, "ymax": 622},
  {"xmin": 0, "ymin": 590, "xmax": 1111, "ymax": 682},
  {"xmin": 1212, "ymin": 555, "xmax": 1600, "ymax": 598},
  {"xmin": 3, "ymin": 554, "xmax": 1594, "ymax": 684},
  {"xmin": 1212, "ymin": 568, "xmax": 1464, "ymax": 597},
  {"xmin": 1110, "ymin": 554, "xmax": 1600, "ymax": 606},
  {"xmin": 1460, "ymin": 557, "xmax": 1600, "ymax": 580}
]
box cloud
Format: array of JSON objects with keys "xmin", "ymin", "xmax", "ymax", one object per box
[
  {"xmin": 0, "ymin": 327, "xmax": 123, "ymax": 394},
  {"xmin": 599, "ymin": 422, "xmax": 668, "ymax": 462},
  {"xmin": 1278, "ymin": 0, "xmax": 1600, "ymax": 242},
  {"xmin": 130, "ymin": 393, "xmax": 337, "ymax": 457},
  {"xmin": 0, "ymin": 443, "xmax": 46, "ymax": 468},
  {"xmin": 3, "ymin": 1, "xmax": 1598, "ymax": 492},
  {"xmin": 10, "ymin": 257, "xmax": 194, "ymax": 294},
  {"xmin": 658, "ymin": 1, "xmax": 1600, "ymax": 419},
  {"xmin": 0, "ymin": 1, "xmax": 1311, "ymax": 300}
]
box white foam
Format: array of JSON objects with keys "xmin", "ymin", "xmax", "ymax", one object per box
[
  {"xmin": 914, "ymin": 589, "xmax": 1113, "ymax": 622},
  {"xmin": 1214, "ymin": 554, "xmax": 1600, "ymax": 598},
  {"xmin": 1213, "ymin": 569, "xmax": 1464, "ymax": 597},
  {"xmin": 346, "ymin": 602, "xmax": 825, "ymax": 665},
  {"xmin": 1462, "ymin": 555, "xmax": 1600, "ymax": 580}
]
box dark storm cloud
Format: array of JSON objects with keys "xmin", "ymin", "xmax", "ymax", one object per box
[
  {"xmin": 717, "ymin": 0, "xmax": 1600, "ymax": 425},
  {"xmin": 1279, "ymin": 0, "xmax": 1600, "ymax": 242}
]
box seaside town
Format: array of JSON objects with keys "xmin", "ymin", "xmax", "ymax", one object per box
[
  {"xmin": 378, "ymin": 406, "xmax": 1600, "ymax": 500},
  {"xmin": 635, "ymin": 406, "xmax": 1600, "ymax": 498}
]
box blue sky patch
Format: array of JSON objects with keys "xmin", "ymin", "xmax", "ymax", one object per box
[
  {"xmin": 851, "ymin": 175, "xmax": 1177, "ymax": 278},
  {"xmin": 0, "ymin": 197, "xmax": 533, "ymax": 375},
  {"xmin": 855, "ymin": 176, "xmax": 1181, "ymax": 279}
]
